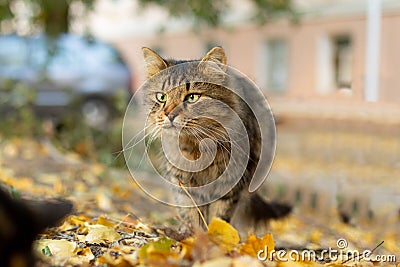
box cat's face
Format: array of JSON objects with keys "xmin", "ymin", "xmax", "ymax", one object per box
[{"xmin": 142, "ymin": 47, "xmax": 238, "ymax": 141}]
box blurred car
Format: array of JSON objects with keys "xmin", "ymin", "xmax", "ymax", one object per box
[{"xmin": 0, "ymin": 34, "xmax": 132, "ymax": 128}]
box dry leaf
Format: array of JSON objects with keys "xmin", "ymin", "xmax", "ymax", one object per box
[
  {"xmin": 34, "ymin": 239, "xmax": 94, "ymax": 266},
  {"xmin": 179, "ymin": 237, "xmax": 195, "ymax": 259},
  {"xmin": 85, "ymin": 225, "xmax": 121, "ymax": 243},
  {"xmin": 190, "ymin": 230, "xmax": 224, "ymax": 262},
  {"xmin": 97, "ymin": 215, "xmax": 116, "ymax": 228},
  {"xmin": 69, "ymin": 247, "xmax": 95, "ymax": 266},
  {"xmin": 207, "ymin": 218, "xmax": 240, "ymax": 253},
  {"xmin": 240, "ymin": 233, "xmax": 275, "ymax": 258},
  {"xmin": 138, "ymin": 237, "xmax": 178, "ymax": 265},
  {"xmin": 97, "ymin": 252, "xmax": 132, "ymax": 267}
]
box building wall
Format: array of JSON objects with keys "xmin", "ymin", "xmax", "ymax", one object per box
[
  {"xmin": 380, "ymin": 13, "xmax": 400, "ymax": 102},
  {"xmin": 114, "ymin": 11, "xmax": 400, "ymax": 104}
]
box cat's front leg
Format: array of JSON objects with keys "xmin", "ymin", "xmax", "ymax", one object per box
[
  {"xmin": 178, "ymin": 206, "xmax": 208, "ymax": 231},
  {"xmin": 172, "ymin": 184, "xmax": 208, "ymax": 231},
  {"xmin": 207, "ymin": 197, "xmax": 238, "ymax": 224}
]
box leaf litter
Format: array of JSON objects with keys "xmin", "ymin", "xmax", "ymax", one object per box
[{"xmin": 0, "ymin": 136, "xmax": 398, "ymax": 267}]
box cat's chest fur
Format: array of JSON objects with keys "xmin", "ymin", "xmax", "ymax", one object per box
[{"xmin": 162, "ymin": 137, "xmax": 230, "ymax": 187}]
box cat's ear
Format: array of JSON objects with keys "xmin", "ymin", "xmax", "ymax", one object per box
[
  {"xmin": 200, "ymin": 47, "xmax": 227, "ymax": 82},
  {"xmin": 201, "ymin": 46, "xmax": 227, "ymax": 69},
  {"xmin": 142, "ymin": 47, "xmax": 168, "ymax": 78}
]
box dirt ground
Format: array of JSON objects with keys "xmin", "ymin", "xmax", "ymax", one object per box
[{"xmin": 0, "ymin": 116, "xmax": 399, "ymax": 266}]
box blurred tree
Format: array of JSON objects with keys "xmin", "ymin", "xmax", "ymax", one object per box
[
  {"xmin": 138, "ymin": 0, "xmax": 297, "ymax": 26},
  {"xmin": 0, "ymin": 0, "xmax": 95, "ymax": 36},
  {"xmin": 0, "ymin": 0, "xmax": 295, "ymax": 36}
]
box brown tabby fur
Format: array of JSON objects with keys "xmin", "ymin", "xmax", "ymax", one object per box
[{"xmin": 141, "ymin": 47, "xmax": 291, "ymax": 236}]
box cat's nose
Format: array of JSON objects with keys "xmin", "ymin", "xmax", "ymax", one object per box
[{"xmin": 166, "ymin": 112, "xmax": 177, "ymax": 122}]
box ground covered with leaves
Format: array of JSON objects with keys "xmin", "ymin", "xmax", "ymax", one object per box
[{"xmin": 0, "ymin": 118, "xmax": 399, "ymax": 267}]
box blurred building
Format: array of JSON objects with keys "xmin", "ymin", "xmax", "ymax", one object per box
[{"xmin": 84, "ymin": 0, "xmax": 400, "ymax": 119}]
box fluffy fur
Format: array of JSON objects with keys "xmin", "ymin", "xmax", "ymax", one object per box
[{"xmin": 141, "ymin": 47, "xmax": 291, "ymax": 235}]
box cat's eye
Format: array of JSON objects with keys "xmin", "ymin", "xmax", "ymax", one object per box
[
  {"xmin": 156, "ymin": 92, "xmax": 167, "ymax": 102},
  {"xmin": 185, "ymin": 93, "xmax": 201, "ymax": 103}
]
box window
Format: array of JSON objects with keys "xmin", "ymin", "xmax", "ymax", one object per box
[
  {"xmin": 333, "ymin": 35, "xmax": 352, "ymax": 89},
  {"xmin": 266, "ymin": 39, "xmax": 288, "ymax": 92},
  {"xmin": 316, "ymin": 34, "xmax": 353, "ymax": 94}
]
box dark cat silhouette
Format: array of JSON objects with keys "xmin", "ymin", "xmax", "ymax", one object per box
[{"xmin": 0, "ymin": 187, "xmax": 72, "ymax": 267}]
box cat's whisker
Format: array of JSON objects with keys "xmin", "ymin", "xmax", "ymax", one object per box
[
  {"xmin": 136, "ymin": 46, "xmax": 281, "ymax": 234},
  {"xmin": 124, "ymin": 125, "xmax": 159, "ymax": 165},
  {"xmin": 112, "ymin": 123, "xmax": 158, "ymax": 162},
  {"xmin": 211, "ymin": 124, "xmax": 248, "ymax": 139},
  {"xmin": 188, "ymin": 127, "xmax": 239, "ymax": 168},
  {"xmin": 131, "ymin": 122, "xmax": 157, "ymax": 141},
  {"xmin": 195, "ymin": 125, "xmax": 230, "ymax": 142},
  {"xmin": 136, "ymin": 127, "xmax": 161, "ymax": 170},
  {"xmin": 191, "ymin": 129, "xmax": 215, "ymax": 155},
  {"xmin": 196, "ymin": 124, "xmax": 253, "ymax": 162},
  {"xmin": 193, "ymin": 126, "xmax": 251, "ymax": 167},
  {"xmin": 116, "ymin": 123, "xmax": 156, "ymax": 152}
]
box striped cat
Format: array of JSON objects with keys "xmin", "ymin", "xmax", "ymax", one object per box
[{"xmin": 141, "ymin": 46, "xmax": 291, "ymax": 235}]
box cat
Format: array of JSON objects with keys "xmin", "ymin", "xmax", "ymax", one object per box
[
  {"xmin": 0, "ymin": 186, "xmax": 72, "ymax": 267},
  {"xmin": 141, "ymin": 46, "xmax": 291, "ymax": 235}
]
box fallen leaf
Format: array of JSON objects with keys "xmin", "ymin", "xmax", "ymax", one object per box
[
  {"xmin": 179, "ymin": 237, "xmax": 195, "ymax": 259},
  {"xmin": 69, "ymin": 214, "xmax": 91, "ymax": 226},
  {"xmin": 70, "ymin": 247, "xmax": 95, "ymax": 265},
  {"xmin": 85, "ymin": 225, "xmax": 121, "ymax": 243},
  {"xmin": 207, "ymin": 218, "xmax": 240, "ymax": 253},
  {"xmin": 240, "ymin": 233, "xmax": 275, "ymax": 258},
  {"xmin": 34, "ymin": 239, "xmax": 94, "ymax": 266},
  {"xmin": 97, "ymin": 251, "xmax": 131, "ymax": 267},
  {"xmin": 190, "ymin": 230, "xmax": 224, "ymax": 262},
  {"xmin": 138, "ymin": 237, "xmax": 178, "ymax": 265},
  {"xmin": 97, "ymin": 215, "xmax": 116, "ymax": 228},
  {"xmin": 36, "ymin": 239, "xmax": 76, "ymax": 259}
]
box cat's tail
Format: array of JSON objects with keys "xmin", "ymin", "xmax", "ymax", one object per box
[{"xmin": 249, "ymin": 193, "xmax": 292, "ymax": 221}]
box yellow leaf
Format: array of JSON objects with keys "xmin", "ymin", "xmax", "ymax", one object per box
[
  {"xmin": 308, "ymin": 230, "xmax": 322, "ymax": 244},
  {"xmin": 97, "ymin": 215, "xmax": 115, "ymax": 228},
  {"xmin": 97, "ymin": 252, "xmax": 131, "ymax": 267},
  {"xmin": 69, "ymin": 247, "xmax": 95, "ymax": 266},
  {"xmin": 69, "ymin": 215, "xmax": 91, "ymax": 226},
  {"xmin": 60, "ymin": 215, "xmax": 91, "ymax": 234},
  {"xmin": 180, "ymin": 237, "xmax": 195, "ymax": 259},
  {"xmin": 207, "ymin": 218, "xmax": 240, "ymax": 253},
  {"xmin": 121, "ymin": 253, "xmax": 139, "ymax": 266},
  {"xmin": 34, "ymin": 239, "xmax": 95, "ymax": 266},
  {"xmin": 85, "ymin": 225, "xmax": 121, "ymax": 243},
  {"xmin": 240, "ymin": 233, "xmax": 274, "ymax": 258},
  {"xmin": 138, "ymin": 237, "xmax": 178, "ymax": 265},
  {"xmin": 35, "ymin": 239, "xmax": 76, "ymax": 259}
]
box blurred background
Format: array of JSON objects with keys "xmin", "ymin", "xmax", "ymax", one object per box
[{"xmin": 0, "ymin": 0, "xmax": 399, "ymax": 233}]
